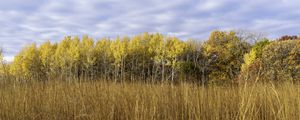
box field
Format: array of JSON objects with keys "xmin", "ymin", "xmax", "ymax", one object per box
[
  {"xmin": 0, "ymin": 0, "xmax": 299, "ymax": 119},
  {"xmin": 0, "ymin": 81, "xmax": 300, "ymax": 120}
]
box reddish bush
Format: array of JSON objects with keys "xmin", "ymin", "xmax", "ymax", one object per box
[{"xmin": 278, "ymin": 35, "xmax": 298, "ymax": 41}]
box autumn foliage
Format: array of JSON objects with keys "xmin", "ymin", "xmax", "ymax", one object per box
[
  {"xmin": 0, "ymin": 31, "xmax": 300, "ymax": 119},
  {"xmin": 0, "ymin": 31, "xmax": 299, "ymax": 84}
]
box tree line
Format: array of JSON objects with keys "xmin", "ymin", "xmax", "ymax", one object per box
[{"xmin": 0, "ymin": 31, "xmax": 299, "ymax": 84}]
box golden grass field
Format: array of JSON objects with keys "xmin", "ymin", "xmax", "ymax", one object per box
[{"xmin": 0, "ymin": 81, "xmax": 300, "ymax": 120}]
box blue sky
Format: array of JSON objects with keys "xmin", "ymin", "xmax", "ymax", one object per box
[{"xmin": 0, "ymin": 0, "xmax": 300, "ymax": 61}]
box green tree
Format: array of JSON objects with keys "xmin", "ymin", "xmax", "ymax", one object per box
[
  {"xmin": 203, "ymin": 31, "xmax": 250, "ymax": 84},
  {"xmin": 180, "ymin": 39, "xmax": 205, "ymax": 83},
  {"xmin": 288, "ymin": 40, "xmax": 300, "ymax": 81},
  {"xmin": 239, "ymin": 39, "xmax": 270, "ymax": 83},
  {"xmin": 261, "ymin": 40, "xmax": 299, "ymax": 82}
]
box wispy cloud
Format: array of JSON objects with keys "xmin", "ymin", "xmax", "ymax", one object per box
[{"xmin": 0, "ymin": 0, "xmax": 300, "ymax": 61}]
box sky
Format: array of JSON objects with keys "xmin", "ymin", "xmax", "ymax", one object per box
[{"xmin": 0, "ymin": 0, "xmax": 300, "ymax": 61}]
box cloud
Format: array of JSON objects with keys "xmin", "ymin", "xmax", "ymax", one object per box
[
  {"xmin": 197, "ymin": 1, "xmax": 224, "ymax": 11},
  {"xmin": 0, "ymin": 0, "xmax": 300, "ymax": 61}
]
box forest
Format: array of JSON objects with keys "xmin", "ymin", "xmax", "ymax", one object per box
[
  {"xmin": 0, "ymin": 31, "xmax": 299, "ymax": 119},
  {"xmin": 0, "ymin": 31, "xmax": 299, "ymax": 84}
]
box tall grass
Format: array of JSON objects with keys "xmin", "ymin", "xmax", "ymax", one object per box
[{"xmin": 0, "ymin": 81, "xmax": 300, "ymax": 120}]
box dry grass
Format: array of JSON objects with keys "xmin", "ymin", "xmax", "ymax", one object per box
[{"xmin": 0, "ymin": 81, "xmax": 300, "ymax": 120}]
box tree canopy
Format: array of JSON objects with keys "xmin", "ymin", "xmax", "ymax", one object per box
[{"xmin": 1, "ymin": 31, "xmax": 299, "ymax": 84}]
